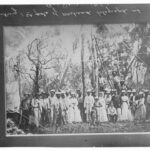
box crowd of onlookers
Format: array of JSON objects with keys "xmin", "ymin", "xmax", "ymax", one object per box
[{"xmin": 18, "ymin": 87, "xmax": 150, "ymax": 132}]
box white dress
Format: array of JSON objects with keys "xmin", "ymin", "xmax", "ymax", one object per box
[
  {"xmin": 30, "ymin": 98, "xmax": 41, "ymax": 127},
  {"xmin": 84, "ymin": 95, "xmax": 94, "ymax": 122},
  {"xmin": 121, "ymin": 95, "xmax": 129, "ymax": 121},
  {"xmin": 135, "ymin": 98, "xmax": 146, "ymax": 121},
  {"xmin": 68, "ymin": 98, "xmax": 75, "ymax": 123},
  {"xmin": 99, "ymin": 97, "xmax": 108, "ymax": 122},
  {"xmin": 72, "ymin": 98, "xmax": 82, "ymax": 122},
  {"xmin": 49, "ymin": 96, "xmax": 59, "ymax": 124}
]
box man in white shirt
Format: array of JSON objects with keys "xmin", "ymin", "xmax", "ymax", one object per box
[
  {"xmin": 84, "ymin": 90, "xmax": 94, "ymax": 123},
  {"xmin": 49, "ymin": 90, "xmax": 59, "ymax": 126},
  {"xmin": 60, "ymin": 91, "xmax": 68, "ymax": 125}
]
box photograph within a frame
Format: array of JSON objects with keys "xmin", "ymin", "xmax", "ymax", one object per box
[{"xmin": 5, "ymin": 24, "xmax": 150, "ymax": 135}]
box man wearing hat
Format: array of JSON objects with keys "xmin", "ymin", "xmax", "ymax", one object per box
[
  {"xmin": 130, "ymin": 89, "xmax": 137, "ymax": 118},
  {"xmin": 20, "ymin": 93, "xmax": 30, "ymax": 130},
  {"xmin": 84, "ymin": 90, "xmax": 94, "ymax": 123},
  {"xmin": 92, "ymin": 96, "xmax": 102, "ymax": 125},
  {"xmin": 127, "ymin": 90, "xmax": 132, "ymax": 97},
  {"xmin": 55, "ymin": 91, "xmax": 62, "ymax": 126},
  {"xmin": 111, "ymin": 89, "xmax": 118, "ymax": 108},
  {"xmin": 112, "ymin": 90, "xmax": 122, "ymax": 121},
  {"xmin": 76, "ymin": 90, "xmax": 84, "ymax": 122},
  {"xmin": 39, "ymin": 92, "xmax": 46, "ymax": 125},
  {"xmin": 104, "ymin": 89, "xmax": 112, "ymax": 111},
  {"xmin": 29, "ymin": 93, "xmax": 41, "ymax": 129},
  {"xmin": 49, "ymin": 90, "xmax": 59, "ymax": 126},
  {"xmin": 60, "ymin": 91, "xmax": 68, "ymax": 125}
]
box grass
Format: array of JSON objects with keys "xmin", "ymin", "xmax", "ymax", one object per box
[{"xmin": 36, "ymin": 121, "xmax": 150, "ymax": 134}]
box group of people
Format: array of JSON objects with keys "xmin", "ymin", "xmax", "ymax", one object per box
[
  {"xmin": 20, "ymin": 90, "xmax": 83, "ymax": 131},
  {"xmin": 19, "ymin": 86, "xmax": 150, "ymax": 132},
  {"xmin": 81, "ymin": 88, "xmax": 150, "ymax": 125}
]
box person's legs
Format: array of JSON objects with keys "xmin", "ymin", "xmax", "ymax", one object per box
[
  {"xmin": 53, "ymin": 110, "xmax": 57, "ymax": 126},
  {"xmin": 107, "ymin": 114, "xmax": 110, "ymax": 122},
  {"xmin": 109, "ymin": 115, "xmax": 113, "ymax": 122},
  {"xmin": 113, "ymin": 114, "xmax": 117, "ymax": 123}
]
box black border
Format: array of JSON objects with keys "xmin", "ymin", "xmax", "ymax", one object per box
[{"xmin": 1, "ymin": 4, "xmax": 150, "ymax": 147}]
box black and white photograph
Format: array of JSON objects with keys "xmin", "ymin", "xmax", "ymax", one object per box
[
  {"xmin": 5, "ymin": 23, "xmax": 150, "ymax": 135},
  {"xmin": 1, "ymin": 4, "xmax": 150, "ymax": 147}
]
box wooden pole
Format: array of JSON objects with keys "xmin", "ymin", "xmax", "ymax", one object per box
[{"xmin": 81, "ymin": 34, "xmax": 85, "ymax": 102}]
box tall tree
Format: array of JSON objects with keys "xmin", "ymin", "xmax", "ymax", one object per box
[
  {"xmin": 81, "ymin": 34, "xmax": 85, "ymax": 101},
  {"xmin": 26, "ymin": 38, "xmax": 62, "ymax": 95}
]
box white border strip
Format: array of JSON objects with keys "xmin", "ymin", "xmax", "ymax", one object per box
[{"xmin": 6, "ymin": 131, "xmax": 150, "ymax": 137}]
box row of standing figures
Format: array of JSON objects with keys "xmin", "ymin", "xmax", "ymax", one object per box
[{"xmin": 19, "ymin": 88, "xmax": 150, "ymax": 132}]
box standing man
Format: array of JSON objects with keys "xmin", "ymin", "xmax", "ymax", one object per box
[
  {"xmin": 130, "ymin": 89, "xmax": 137, "ymax": 117},
  {"xmin": 20, "ymin": 93, "xmax": 30, "ymax": 131},
  {"xmin": 111, "ymin": 89, "xmax": 117, "ymax": 109},
  {"xmin": 49, "ymin": 90, "xmax": 59, "ymax": 126},
  {"xmin": 84, "ymin": 90, "xmax": 94, "ymax": 123},
  {"xmin": 93, "ymin": 97, "xmax": 102, "ymax": 125},
  {"xmin": 30, "ymin": 93, "xmax": 41, "ymax": 130},
  {"xmin": 104, "ymin": 90, "xmax": 112, "ymax": 111},
  {"xmin": 60, "ymin": 91, "xmax": 67, "ymax": 125},
  {"xmin": 77, "ymin": 90, "xmax": 84, "ymax": 122},
  {"xmin": 65, "ymin": 91, "xmax": 70, "ymax": 123},
  {"xmin": 55, "ymin": 91, "xmax": 63, "ymax": 127}
]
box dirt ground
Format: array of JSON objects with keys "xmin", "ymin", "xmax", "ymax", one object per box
[{"xmin": 36, "ymin": 121, "xmax": 150, "ymax": 134}]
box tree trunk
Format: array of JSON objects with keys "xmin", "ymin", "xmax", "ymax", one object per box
[
  {"xmin": 81, "ymin": 34, "xmax": 85, "ymax": 102},
  {"xmin": 92, "ymin": 36, "xmax": 98, "ymax": 97},
  {"xmin": 16, "ymin": 56, "xmax": 22, "ymax": 102},
  {"xmin": 18, "ymin": 73, "xmax": 22, "ymax": 101},
  {"xmin": 60, "ymin": 58, "xmax": 71, "ymax": 89},
  {"xmin": 93, "ymin": 44, "xmax": 99, "ymax": 97},
  {"xmin": 17, "ymin": 56, "xmax": 23, "ymax": 127},
  {"xmin": 136, "ymin": 64, "xmax": 139, "ymax": 91},
  {"xmin": 34, "ymin": 65, "xmax": 39, "ymax": 95},
  {"xmin": 91, "ymin": 34, "xmax": 96, "ymax": 89}
]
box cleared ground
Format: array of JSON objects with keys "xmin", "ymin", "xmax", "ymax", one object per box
[{"xmin": 36, "ymin": 121, "xmax": 150, "ymax": 134}]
